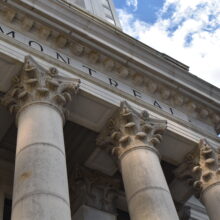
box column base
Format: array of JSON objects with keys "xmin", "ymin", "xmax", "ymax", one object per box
[{"xmin": 72, "ymin": 205, "xmax": 116, "ymax": 220}]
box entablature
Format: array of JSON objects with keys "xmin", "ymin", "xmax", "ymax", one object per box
[
  {"xmin": 0, "ymin": 44, "xmax": 219, "ymax": 167},
  {"xmin": 0, "ymin": 0, "xmax": 219, "ymax": 141}
]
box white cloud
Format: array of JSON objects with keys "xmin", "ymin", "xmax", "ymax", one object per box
[
  {"xmin": 126, "ymin": 0, "xmax": 138, "ymax": 11},
  {"xmin": 117, "ymin": 0, "xmax": 220, "ymax": 88}
]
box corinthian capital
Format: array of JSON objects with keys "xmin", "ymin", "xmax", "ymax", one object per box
[
  {"xmin": 97, "ymin": 101, "xmax": 167, "ymax": 159},
  {"xmin": 192, "ymin": 139, "xmax": 220, "ymax": 196},
  {"xmin": 2, "ymin": 56, "xmax": 80, "ymax": 119},
  {"xmin": 174, "ymin": 139, "xmax": 220, "ymax": 199}
]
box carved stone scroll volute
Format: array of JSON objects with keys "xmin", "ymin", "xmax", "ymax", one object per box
[
  {"xmin": 175, "ymin": 139, "xmax": 220, "ymax": 220},
  {"xmin": 191, "ymin": 139, "xmax": 220, "ymax": 198},
  {"xmin": 2, "ymin": 56, "xmax": 81, "ymax": 220},
  {"xmin": 175, "ymin": 139, "xmax": 220, "ymax": 199},
  {"xmin": 97, "ymin": 102, "xmax": 180, "ymax": 220},
  {"xmin": 97, "ymin": 101, "xmax": 167, "ymax": 159},
  {"xmin": 2, "ymin": 56, "xmax": 80, "ymax": 121},
  {"xmin": 69, "ymin": 166, "xmax": 121, "ymax": 214}
]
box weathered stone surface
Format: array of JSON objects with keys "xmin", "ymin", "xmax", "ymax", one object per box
[
  {"xmin": 97, "ymin": 101, "xmax": 167, "ymax": 159},
  {"xmin": 174, "ymin": 139, "xmax": 220, "ymax": 220},
  {"xmin": 69, "ymin": 166, "xmax": 121, "ymax": 215},
  {"xmin": 2, "ymin": 56, "xmax": 80, "ymax": 121},
  {"xmin": 2, "ymin": 56, "xmax": 80, "ymax": 220},
  {"xmin": 72, "ymin": 205, "xmax": 117, "ymax": 220},
  {"xmin": 97, "ymin": 101, "xmax": 179, "ymax": 220}
]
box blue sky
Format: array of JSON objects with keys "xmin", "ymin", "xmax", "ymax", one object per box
[
  {"xmin": 114, "ymin": 0, "xmax": 165, "ymax": 24},
  {"xmin": 113, "ymin": 0, "xmax": 220, "ymax": 88}
]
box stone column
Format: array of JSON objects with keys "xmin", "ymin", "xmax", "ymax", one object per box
[
  {"xmin": 97, "ymin": 101, "xmax": 179, "ymax": 220},
  {"xmin": 72, "ymin": 205, "xmax": 117, "ymax": 220},
  {"xmin": 188, "ymin": 139, "xmax": 220, "ymax": 220},
  {"xmin": 2, "ymin": 56, "xmax": 80, "ymax": 220}
]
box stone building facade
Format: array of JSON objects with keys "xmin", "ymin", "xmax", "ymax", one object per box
[{"xmin": 0, "ymin": 0, "xmax": 219, "ymax": 219}]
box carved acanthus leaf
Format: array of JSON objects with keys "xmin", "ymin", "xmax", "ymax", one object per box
[
  {"xmin": 69, "ymin": 166, "xmax": 121, "ymax": 213},
  {"xmin": 175, "ymin": 139, "xmax": 220, "ymax": 199},
  {"xmin": 2, "ymin": 56, "xmax": 80, "ymax": 118},
  {"xmin": 173, "ymin": 152, "xmax": 197, "ymax": 193},
  {"xmin": 97, "ymin": 101, "xmax": 167, "ymax": 158},
  {"xmin": 192, "ymin": 140, "xmax": 220, "ymax": 195}
]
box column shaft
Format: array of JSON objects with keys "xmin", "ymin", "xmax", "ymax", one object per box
[
  {"xmin": 180, "ymin": 139, "xmax": 220, "ymax": 220},
  {"xmin": 121, "ymin": 148, "xmax": 179, "ymax": 220},
  {"xmin": 11, "ymin": 103, "xmax": 71, "ymax": 220},
  {"xmin": 202, "ymin": 184, "xmax": 220, "ymax": 220},
  {"xmin": 72, "ymin": 205, "xmax": 116, "ymax": 220},
  {"xmin": 97, "ymin": 101, "xmax": 179, "ymax": 220}
]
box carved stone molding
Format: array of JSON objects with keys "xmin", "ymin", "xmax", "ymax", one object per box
[
  {"xmin": 0, "ymin": 2, "xmax": 219, "ymax": 129},
  {"xmin": 69, "ymin": 166, "xmax": 121, "ymax": 214},
  {"xmin": 97, "ymin": 101, "xmax": 167, "ymax": 160},
  {"xmin": 174, "ymin": 153, "xmax": 195, "ymax": 186},
  {"xmin": 1, "ymin": 56, "xmax": 80, "ymax": 121},
  {"xmin": 192, "ymin": 140, "xmax": 220, "ymax": 195},
  {"xmin": 174, "ymin": 139, "xmax": 220, "ymax": 199}
]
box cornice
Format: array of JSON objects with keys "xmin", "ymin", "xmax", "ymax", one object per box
[{"xmin": 0, "ymin": 0, "xmax": 220, "ymax": 131}]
